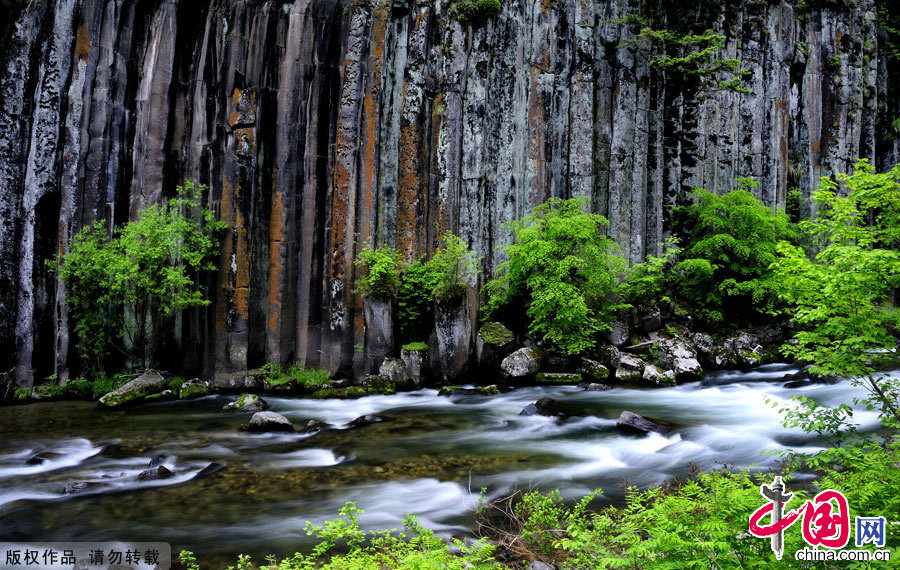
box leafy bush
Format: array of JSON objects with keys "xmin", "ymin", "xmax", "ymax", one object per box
[
  {"xmin": 671, "ymin": 181, "xmax": 796, "ymax": 324},
  {"xmin": 401, "ymin": 342, "xmax": 428, "ymax": 352},
  {"xmin": 773, "ymin": 160, "xmax": 900, "ymax": 433},
  {"xmin": 56, "ymin": 181, "xmax": 225, "ymax": 371},
  {"xmin": 484, "ymin": 197, "xmax": 626, "ymax": 355},
  {"xmin": 429, "ymin": 233, "xmax": 479, "ymax": 302},
  {"xmin": 262, "ymin": 362, "xmax": 332, "ymax": 391},
  {"xmin": 451, "ymin": 0, "xmax": 501, "ymax": 26},
  {"xmin": 353, "ymin": 246, "xmax": 402, "ymax": 301},
  {"xmin": 622, "ymin": 237, "xmax": 682, "ymax": 307}
]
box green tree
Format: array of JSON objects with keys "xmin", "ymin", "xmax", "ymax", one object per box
[
  {"xmin": 672, "ymin": 181, "xmax": 796, "ymax": 325},
  {"xmin": 773, "ymin": 160, "xmax": 900, "ymax": 434},
  {"xmin": 483, "ymin": 197, "xmax": 626, "ymax": 355},
  {"xmin": 58, "ymin": 181, "xmax": 225, "ymax": 371}
]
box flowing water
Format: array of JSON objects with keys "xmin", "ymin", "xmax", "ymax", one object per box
[{"xmin": 0, "ymin": 363, "xmax": 883, "ymax": 564}]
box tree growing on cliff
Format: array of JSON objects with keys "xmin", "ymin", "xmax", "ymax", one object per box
[
  {"xmin": 57, "ymin": 182, "xmax": 225, "ymax": 372},
  {"xmin": 483, "ymin": 197, "xmax": 627, "ymax": 355},
  {"xmin": 772, "ymin": 160, "xmax": 900, "ymax": 435}
]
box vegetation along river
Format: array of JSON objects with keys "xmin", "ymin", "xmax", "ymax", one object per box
[{"xmin": 0, "ymin": 363, "xmax": 882, "ymax": 564}]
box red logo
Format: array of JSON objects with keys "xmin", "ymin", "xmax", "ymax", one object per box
[{"xmin": 749, "ymin": 477, "xmax": 850, "ymax": 559}]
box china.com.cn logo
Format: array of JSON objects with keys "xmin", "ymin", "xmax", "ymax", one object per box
[{"xmin": 748, "ymin": 476, "xmax": 887, "ymax": 560}]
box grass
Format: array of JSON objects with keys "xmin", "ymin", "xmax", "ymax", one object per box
[{"xmin": 263, "ymin": 362, "xmax": 332, "ymax": 390}]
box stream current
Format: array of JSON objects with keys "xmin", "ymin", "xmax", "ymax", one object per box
[{"xmin": 0, "ymin": 363, "xmax": 882, "ymax": 564}]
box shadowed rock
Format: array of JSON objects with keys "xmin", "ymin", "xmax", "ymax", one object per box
[
  {"xmin": 98, "ymin": 370, "xmax": 166, "ymax": 408},
  {"xmin": 244, "ymin": 411, "xmax": 295, "ymax": 433},
  {"xmin": 616, "ymin": 411, "xmax": 670, "ymax": 435}
]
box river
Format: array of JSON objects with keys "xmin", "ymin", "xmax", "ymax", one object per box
[{"xmin": 0, "ymin": 363, "xmax": 880, "ymax": 565}]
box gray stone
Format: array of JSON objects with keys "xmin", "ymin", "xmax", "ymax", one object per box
[
  {"xmin": 536, "ymin": 372, "xmax": 582, "ymax": 384},
  {"xmin": 584, "ymin": 383, "xmax": 611, "ymax": 392},
  {"xmin": 400, "ymin": 346, "xmax": 426, "ymax": 380},
  {"xmin": 606, "ymin": 321, "xmax": 630, "ymax": 347},
  {"xmin": 638, "ymin": 304, "xmax": 662, "ymax": 333},
  {"xmin": 519, "ymin": 397, "xmax": 559, "ymax": 417},
  {"xmin": 137, "ymin": 465, "xmax": 173, "ymax": 481},
  {"xmin": 379, "ymin": 357, "xmax": 411, "ymax": 386},
  {"xmin": 245, "ymin": 411, "xmax": 295, "ymax": 433},
  {"xmin": 98, "ymin": 370, "xmax": 167, "ymax": 408},
  {"xmin": 615, "ymin": 353, "xmax": 646, "ymax": 382},
  {"xmin": 193, "ymin": 462, "xmax": 225, "ymax": 480},
  {"xmin": 434, "ymin": 297, "xmax": 473, "ymax": 380},
  {"xmin": 501, "ymin": 347, "xmax": 544, "ymax": 378},
  {"xmin": 595, "ymin": 345, "xmax": 622, "ymax": 369},
  {"xmin": 656, "ymin": 338, "xmax": 703, "ymax": 381},
  {"xmin": 616, "ymin": 411, "xmax": 670, "ymax": 435},
  {"xmin": 347, "ymin": 415, "xmax": 383, "ymax": 429},
  {"xmin": 578, "ymin": 357, "xmax": 610, "ymax": 380}
]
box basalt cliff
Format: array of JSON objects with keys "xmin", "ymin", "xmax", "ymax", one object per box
[{"xmin": 2, "ymin": 0, "xmax": 898, "ymax": 385}]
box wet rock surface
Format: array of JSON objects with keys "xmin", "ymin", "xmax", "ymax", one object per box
[
  {"xmin": 244, "ymin": 412, "xmax": 295, "ymax": 433},
  {"xmin": 616, "ymin": 411, "xmax": 671, "ymax": 435},
  {"xmin": 98, "ymin": 371, "xmax": 166, "ymax": 408}
]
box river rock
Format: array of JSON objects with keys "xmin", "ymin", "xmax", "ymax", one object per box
[
  {"xmin": 64, "ymin": 481, "xmax": 105, "ymax": 495},
  {"xmin": 305, "ymin": 419, "xmax": 333, "ymax": 434},
  {"xmin": 637, "ymin": 304, "xmax": 662, "ymax": 333},
  {"xmin": 149, "ymin": 454, "xmax": 168, "ymax": 467},
  {"xmin": 501, "ymin": 346, "xmax": 544, "ymax": 378},
  {"xmin": 476, "ymin": 322, "xmax": 515, "ymax": 371},
  {"xmin": 438, "ymin": 385, "xmax": 498, "ymax": 396},
  {"xmin": 595, "ymin": 345, "xmax": 621, "ymax": 369},
  {"xmin": 179, "ymin": 378, "xmax": 212, "ymax": 399},
  {"xmin": 193, "ymin": 463, "xmax": 225, "ymax": 480},
  {"xmin": 519, "ymin": 397, "xmax": 559, "ymax": 417},
  {"xmin": 379, "ymin": 358, "xmax": 411, "ymax": 387},
  {"xmin": 528, "ymin": 562, "xmax": 555, "ymax": 570},
  {"xmin": 223, "ymin": 393, "xmax": 269, "ymax": 412},
  {"xmin": 347, "ymin": 415, "xmax": 383, "ymax": 429},
  {"xmin": 138, "ymin": 465, "xmax": 174, "ymax": 481},
  {"xmin": 98, "ymin": 370, "xmax": 168, "ymax": 408},
  {"xmin": 577, "ymin": 357, "xmax": 610, "ymax": 381},
  {"xmin": 641, "ymin": 364, "xmax": 675, "ymax": 385},
  {"xmin": 616, "ymin": 411, "xmax": 670, "ymax": 435},
  {"xmin": 536, "ymin": 372, "xmax": 582, "ymax": 384},
  {"xmin": 583, "ymin": 383, "xmax": 611, "ymax": 392},
  {"xmin": 656, "ymin": 337, "xmax": 703, "ymax": 381},
  {"xmin": 245, "ymin": 411, "xmax": 295, "ymax": 433},
  {"xmin": 615, "ymin": 353, "xmax": 646, "ymax": 382}
]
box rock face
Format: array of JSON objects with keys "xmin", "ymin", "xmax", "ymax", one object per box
[
  {"xmin": 501, "ymin": 347, "xmax": 544, "ymax": 378},
  {"xmin": 1, "ymin": 1, "xmax": 896, "ymax": 385},
  {"xmin": 98, "ymin": 370, "xmax": 167, "ymax": 408},
  {"xmin": 434, "ymin": 297, "xmax": 474, "ymax": 380},
  {"xmin": 616, "ymin": 411, "xmax": 670, "ymax": 435}
]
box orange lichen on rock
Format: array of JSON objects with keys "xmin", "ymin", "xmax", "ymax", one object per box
[{"xmin": 75, "ymin": 25, "xmax": 90, "ymax": 63}]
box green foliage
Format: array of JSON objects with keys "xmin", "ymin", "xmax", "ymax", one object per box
[
  {"xmin": 485, "ymin": 197, "xmax": 626, "ymax": 355},
  {"xmin": 262, "ymin": 363, "xmax": 332, "ymax": 391},
  {"xmin": 353, "ymin": 246, "xmax": 402, "ymax": 301},
  {"xmin": 773, "ymin": 160, "xmax": 900, "ymax": 432},
  {"xmin": 168, "ymin": 377, "xmax": 185, "ymax": 392},
  {"xmin": 56, "ymin": 181, "xmax": 225, "ymax": 371},
  {"xmin": 612, "ymin": 18, "xmax": 752, "ymax": 94},
  {"xmin": 345, "ymin": 386, "xmax": 366, "ymax": 398},
  {"xmin": 13, "ymin": 387, "xmax": 31, "ymax": 401},
  {"xmin": 396, "ymin": 233, "xmax": 478, "ymax": 343},
  {"xmin": 622, "ymin": 237, "xmax": 682, "ymax": 307},
  {"xmin": 785, "ymin": 187, "xmax": 802, "ymax": 223},
  {"xmin": 401, "ymin": 341, "xmax": 428, "ymax": 352},
  {"xmin": 450, "ymin": 0, "xmax": 502, "ymax": 26},
  {"xmin": 672, "ymin": 184, "xmax": 796, "ymax": 324}
]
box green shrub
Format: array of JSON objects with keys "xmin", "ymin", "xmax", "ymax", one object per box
[
  {"xmin": 263, "ymin": 362, "xmax": 332, "ymax": 391},
  {"xmin": 13, "ymin": 387, "xmax": 31, "ymax": 401},
  {"xmin": 353, "ymin": 246, "xmax": 402, "ymax": 301},
  {"xmin": 429, "ymin": 233, "xmax": 479, "ymax": 302},
  {"xmin": 55, "ymin": 181, "xmax": 225, "ymax": 371},
  {"xmin": 451, "ymin": 0, "xmax": 501, "ymax": 26},
  {"xmin": 671, "ymin": 181, "xmax": 796, "ymax": 324},
  {"xmin": 401, "ymin": 341, "xmax": 428, "ymax": 352},
  {"xmin": 345, "ymin": 386, "xmax": 367, "ymax": 398},
  {"xmin": 622, "ymin": 237, "xmax": 682, "ymax": 307},
  {"xmin": 483, "ymin": 197, "xmax": 627, "ymax": 355},
  {"xmin": 396, "ymin": 257, "xmax": 439, "ymax": 343},
  {"xmin": 63, "ymin": 378, "xmax": 93, "ymax": 400},
  {"xmin": 168, "ymin": 377, "xmax": 185, "ymax": 392}
]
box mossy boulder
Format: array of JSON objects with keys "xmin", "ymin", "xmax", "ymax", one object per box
[
  {"xmin": 500, "ymin": 346, "xmax": 544, "ymax": 378},
  {"xmin": 99, "ymin": 370, "xmax": 168, "ymax": 409},
  {"xmin": 223, "ymin": 393, "xmax": 268, "ymax": 412},
  {"xmin": 179, "ymin": 379, "xmax": 212, "ymax": 400}
]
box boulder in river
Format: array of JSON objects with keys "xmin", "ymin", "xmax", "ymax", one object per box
[
  {"xmin": 64, "ymin": 481, "xmax": 106, "ymax": 495},
  {"xmin": 615, "ymin": 353, "xmax": 646, "ymax": 382},
  {"xmin": 583, "ymin": 383, "xmax": 611, "ymax": 392},
  {"xmin": 305, "ymin": 419, "xmax": 333, "ymax": 434},
  {"xmin": 577, "ymin": 358, "xmax": 610, "ymax": 381},
  {"xmin": 193, "ymin": 463, "xmax": 225, "ymax": 480},
  {"xmin": 379, "ymin": 358, "xmax": 412, "ymax": 387},
  {"xmin": 25, "ymin": 452, "xmax": 62, "ymax": 465},
  {"xmin": 149, "ymin": 454, "xmax": 169, "ymax": 467},
  {"xmin": 501, "ymin": 346, "xmax": 544, "ymax": 378},
  {"xmin": 347, "ymin": 415, "xmax": 383, "ymax": 429},
  {"xmin": 138, "ymin": 465, "xmax": 174, "ymax": 481},
  {"xmin": 179, "ymin": 378, "xmax": 212, "ymax": 399},
  {"xmin": 519, "ymin": 397, "xmax": 560, "ymax": 417},
  {"xmin": 244, "ymin": 411, "xmax": 295, "ymax": 433},
  {"xmin": 536, "ymin": 372, "xmax": 582, "ymax": 384},
  {"xmin": 98, "ymin": 370, "xmax": 168, "ymax": 408},
  {"xmin": 223, "ymin": 393, "xmax": 269, "ymax": 412},
  {"xmin": 616, "ymin": 411, "xmax": 670, "ymax": 435}
]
